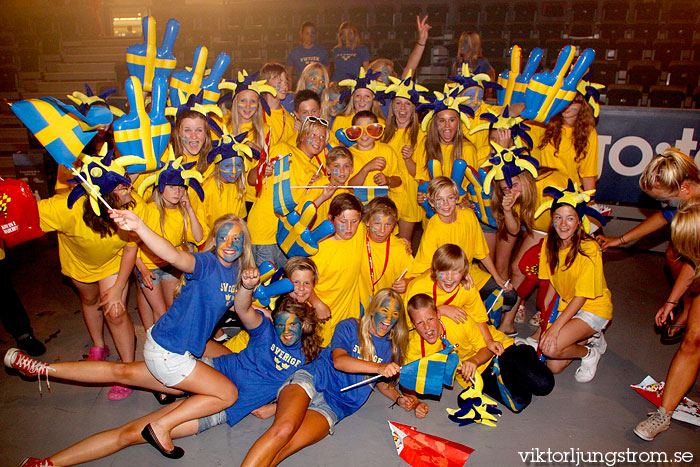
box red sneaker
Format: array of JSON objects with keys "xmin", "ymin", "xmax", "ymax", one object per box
[
  {"xmin": 19, "ymin": 457, "xmax": 54, "ymax": 467},
  {"xmin": 4, "ymin": 348, "xmax": 56, "ymax": 393}
]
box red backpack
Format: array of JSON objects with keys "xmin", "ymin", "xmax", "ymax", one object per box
[{"xmin": 0, "ymin": 177, "xmax": 44, "ymax": 247}]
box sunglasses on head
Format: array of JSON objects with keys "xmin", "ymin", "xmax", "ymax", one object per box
[
  {"xmin": 344, "ymin": 123, "xmax": 384, "ymax": 141},
  {"xmin": 303, "ymin": 116, "xmax": 329, "ymax": 127}
]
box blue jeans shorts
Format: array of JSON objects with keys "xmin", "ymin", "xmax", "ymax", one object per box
[
  {"xmin": 279, "ymin": 369, "xmax": 338, "ymax": 434},
  {"xmin": 134, "ymin": 264, "xmax": 180, "ymax": 288}
]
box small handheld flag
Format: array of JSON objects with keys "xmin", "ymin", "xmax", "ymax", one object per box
[
  {"xmin": 399, "ymin": 343, "xmax": 460, "ymax": 396},
  {"xmin": 388, "ymin": 421, "xmax": 474, "ymax": 467},
  {"xmin": 272, "ymin": 154, "xmax": 296, "ymax": 216}
]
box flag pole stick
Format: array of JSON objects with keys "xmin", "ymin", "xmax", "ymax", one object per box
[
  {"xmin": 70, "ymin": 167, "xmax": 114, "ymax": 212},
  {"xmin": 485, "ymin": 279, "xmax": 510, "ymax": 316}
]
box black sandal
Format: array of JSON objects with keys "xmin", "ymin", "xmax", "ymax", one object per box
[
  {"xmin": 153, "ymin": 391, "xmax": 177, "ymax": 405},
  {"xmin": 141, "ymin": 423, "xmax": 184, "ymax": 459}
]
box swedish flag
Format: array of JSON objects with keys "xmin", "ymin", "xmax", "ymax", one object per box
[
  {"xmin": 277, "ymin": 202, "xmax": 335, "ymax": 257},
  {"xmin": 126, "ymin": 16, "xmax": 179, "ymax": 93},
  {"xmin": 10, "ymin": 97, "xmax": 112, "ymax": 167},
  {"xmin": 272, "ymin": 154, "xmax": 296, "ymax": 216},
  {"xmin": 399, "ymin": 343, "xmax": 459, "ymax": 396},
  {"xmin": 354, "ymin": 186, "xmax": 389, "ymax": 205},
  {"xmin": 485, "ymin": 287, "xmax": 505, "ymax": 327}
]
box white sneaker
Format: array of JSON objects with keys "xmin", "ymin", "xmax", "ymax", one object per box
[
  {"xmin": 633, "ymin": 406, "xmax": 671, "ymax": 441},
  {"xmin": 514, "ymin": 336, "xmax": 538, "ymax": 351},
  {"xmin": 575, "ymin": 347, "xmax": 601, "ymax": 383},
  {"xmin": 587, "ymin": 332, "xmax": 607, "ymax": 355}
]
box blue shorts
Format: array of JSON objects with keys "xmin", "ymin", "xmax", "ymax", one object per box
[
  {"xmin": 134, "ymin": 265, "xmax": 180, "ymax": 288},
  {"xmin": 479, "ymin": 220, "xmax": 498, "ymax": 235},
  {"xmin": 279, "ymin": 369, "xmax": 338, "ymax": 434},
  {"xmin": 252, "ymin": 244, "xmax": 288, "ymax": 269}
]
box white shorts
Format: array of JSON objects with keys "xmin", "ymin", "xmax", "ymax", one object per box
[{"xmin": 143, "ymin": 327, "xmax": 197, "ymax": 387}]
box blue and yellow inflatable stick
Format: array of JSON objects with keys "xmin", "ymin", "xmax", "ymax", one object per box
[
  {"xmin": 126, "ymin": 17, "xmax": 179, "ymax": 93},
  {"xmin": 520, "ymin": 46, "xmax": 595, "ymax": 124}
]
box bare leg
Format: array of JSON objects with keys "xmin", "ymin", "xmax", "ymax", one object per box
[
  {"xmin": 136, "ymin": 286, "xmax": 154, "ymax": 330},
  {"xmin": 242, "ymin": 384, "xmax": 311, "ymax": 467},
  {"xmin": 269, "ymin": 410, "xmax": 330, "ymax": 467},
  {"xmin": 47, "ymin": 360, "xmax": 179, "ymax": 394},
  {"xmin": 494, "ymin": 233, "xmax": 518, "ymax": 279},
  {"xmin": 70, "ymin": 279, "xmax": 105, "ymax": 349},
  {"xmin": 499, "ymin": 233, "xmax": 543, "ymax": 334},
  {"xmin": 98, "ymin": 275, "xmax": 135, "ymax": 363},
  {"xmin": 542, "ymin": 318, "xmax": 595, "ymax": 374},
  {"xmin": 49, "ymin": 399, "xmax": 200, "ymax": 466},
  {"xmin": 484, "ymin": 231, "xmax": 496, "ymax": 263},
  {"xmin": 147, "ymin": 361, "xmax": 237, "ymax": 452},
  {"xmin": 661, "ymin": 295, "xmax": 700, "ymax": 412}
]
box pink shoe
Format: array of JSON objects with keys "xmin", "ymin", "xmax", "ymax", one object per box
[
  {"xmin": 107, "ymin": 384, "xmax": 133, "ymax": 401},
  {"xmin": 19, "ymin": 458, "xmax": 54, "ymax": 467},
  {"xmin": 88, "ymin": 344, "xmax": 110, "ymax": 361}
]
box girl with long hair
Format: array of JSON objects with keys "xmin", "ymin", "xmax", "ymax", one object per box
[
  {"xmin": 170, "ymin": 109, "xmax": 214, "ymax": 177},
  {"xmin": 535, "ymin": 183, "xmax": 612, "ymax": 383},
  {"xmin": 7, "ymin": 291, "xmax": 321, "ymax": 467},
  {"xmin": 240, "ymin": 288, "xmax": 418, "ymax": 467},
  {"xmin": 330, "ymin": 21, "xmax": 370, "ymax": 82}
]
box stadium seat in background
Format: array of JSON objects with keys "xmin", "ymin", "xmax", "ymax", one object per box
[
  {"xmin": 667, "ymin": 61, "xmax": 700, "ymax": 95},
  {"xmin": 648, "ymin": 85, "xmax": 687, "ymax": 108},
  {"xmin": 627, "ymin": 60, "xmax": 662, "ymax": 92},
  {"xmin": 606, "ymin": 84, "xmax": 643, "ymax": 106},
  {"xmin": 652, "ymin": 39, "xmax": 685, "ymax": 68},
  {"xmin": 590, "ymin": 59, "xmax": 620, "ymax": 87}
]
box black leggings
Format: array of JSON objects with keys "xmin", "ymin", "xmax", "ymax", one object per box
[
  {"xmin": 481, "ymin": 344, "xmax": 554, "ymax": 412},
  {"xmin": 0, "ymin": 258, "xmax": 33, "ymax": 339}
]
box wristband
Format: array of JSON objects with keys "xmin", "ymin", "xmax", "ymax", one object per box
[
  {"xmin": 666, "ymin": 300, "xmax": 678, "ymax": 305},
  {"xmin": 416, "ymin": 41, "xmax": 426, "ymax": 47},
  {"xmin": 241, "ymin": 282, "xmax": 256, "ymax": 290},
  {"xmin": 619, "ymin": 235, "xmax": 627, "ymax": 245}
]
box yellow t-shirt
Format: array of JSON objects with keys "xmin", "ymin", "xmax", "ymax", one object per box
[
  {"xmin": 240, "ymin": 121, "xmax": 271, "ymax": 204},
  {"xmin": 191, "ymin": 175, "xmax": 247, "ymax": 237},
  {"xmin": 414, "ymin": 140, "xmax": 478, "ymax": 188},
  {"xmin": 349, "ymin": 141, "xmax": 404, "ymax": 205},
  {"xmin": 267, "ymin": 107, "xmax": 296, "ymax": 146},
  {"xmin": 529, "ymin": 124, "xmax": 599, "ymax": 187},
  {"xmin": 384, "ymin": 127, "xmax": 426, "ymax": 222},
  {"xmin": 38, "ymin": 192, "xmax": 142, "ymax": 283},
  {"xmin": 412, "ymin": 208, "xmax": 491, "ymax": 289},
  {"xmin": 138, "ymin": 203, "xmax": 200, "ymax": 269},
  {"xmin": 538, "ymin": 238, "xmax": 613, "ymax": 320},
  {"xmin": 313, "ymin": 224, "xmax": 366, "ymax": 346},
  {"xmin": 405, "ymin": 315, "xmax": 512, "ymax": 389},
  {"xmin": 247, "ymin": 143, "xmax": 321, "ymax": 245},
  {"xmin": 405, "ymin": 270, "xmax": 489, "ymax": 324},
  {"xmin": 358, "ymin": 234, "xmax": 414, "ymax": 312}
]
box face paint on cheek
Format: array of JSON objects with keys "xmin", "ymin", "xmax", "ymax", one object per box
[
  {"xmin": 216, "ymin": 223, "xmax": 244, "ymax": 262},
  {"xmin": 305, "ymin": 136, "xmax": 314, "ymax": 146},
  {"xmin": 436, "ymin": 272, "xmax": 446, "ymax": 281},
  {"xmin": 275, "ymin": 312, "xmax": 302, "ymax": 346},
  {"xmin": 373, "ymin": 297, "xmax": 400, "ymax": 336},
  {"xmin": 331, "ymin": 168, "xmax": 341, "ymax": 177}
]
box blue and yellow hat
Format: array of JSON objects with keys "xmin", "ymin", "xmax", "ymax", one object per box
[
  {"xmin": 338, "ymin": 67, "xmax": 387, "ymax": 106},
  {"xmin": 469, "ymin": 105, "xmax": 534, "ymax": 149},
  {"xmin": 377, "ymin": 70, "xmax": 429, "ymax": 106},
  {"xmin": 218, "ymin": 70, "xmax": 277, "ymax": 115},
  {"xmin": 67, "ymin": 148, "xmax": 134, "ymax": 214},
  {"xmin": 137, "ymin": 147, "xmax": 204, "ymax": 201},
  {"xmin": 480, "ymin": 141, "xmax": 539, "ymax": 194},
  {"xmin": 417, "ymin": 83, "xmax": 475, "ymax": 131},
  {"xmin": 534, "ymin": 179, "xmax": 606, "ymax": 233},
  {"xmin": 67, "ymin": 84, "xmax": 125, "ymax": 119}
]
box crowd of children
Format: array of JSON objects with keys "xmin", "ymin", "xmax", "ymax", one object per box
[{"xmin": 4, "ymin": 14, "xmax": 700, "ymax": 467}]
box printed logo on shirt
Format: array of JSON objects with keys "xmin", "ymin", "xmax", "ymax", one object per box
[
  {"xmin": 301, "ymin": 56, "xmax": 321, "ymax": 65},
  {"xmin": 352, "ymin": 344, "xmax": 385, "ymax": 363},
  {"xmin": 220, "ymin": 282, "xmax": 236, "ymax": 304},
  {"xmin": 338, "ymin": 53, "xmax": 357, "ymax": 62},
  {"xmin": 271, "ymin": 343, "xmax": 302, "ymax": 371}
]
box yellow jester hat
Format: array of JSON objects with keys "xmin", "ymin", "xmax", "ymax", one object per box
[
  {"xmin": 379, "ymin": 70, "xmax": 429, "ymax": 106},
  {"xmin": 137, "ymin": 146, "xmax": 205, "ymax": 201},
  {"xmin": 534, "ymin": 179, "xmax": 606, "ymax": 233},
  {"xmin": 480, "ymin": 141, "xmax": 539, "ymax": 195},
  {"xmin": 218, "ymin": 70, "xmax": 277, "ymax": 115},
  {"xmin": 337, "ymin": 66, "xmax": 387, "ymax": 106},
  {"xmin": 418, "ymin": 83, "xmax": 475, "ymax": 132}
]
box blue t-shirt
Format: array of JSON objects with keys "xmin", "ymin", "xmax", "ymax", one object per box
[
  {"xmin": 151, "ymin": 252, "xmax": 238, "ymax": 357},
  {"xmin": 331, "ymin": 46, "xmax": 370, "ymax": 82},
  {"xmin": 662, "ymin": 205, "xmax": 677, "ymax": 223},
  {"xmin": 213, "ymin": 310, "xmax": 305, "ymax": 426},
  {"xmin": 452, "ymin": 57, "xmax": 492, "ymax": 76},
  {"xmin": 308, "ymin": 318, "xmax": 392, "ymax": 421},
  {"xmin": 287, "ymin": 44, "xmax": 330, "ymax": 78}
]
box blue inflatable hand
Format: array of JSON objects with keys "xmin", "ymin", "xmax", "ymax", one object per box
[
  {"xmin": 520, "ymin": 46, "xmax": 595, "ymax": 123},
  {"xmin": 169, "ymin": 46, "xmax": 208, "ymax": 107},
  {"xmin": 113, "ymin": 75, "xmax": 170, "ymax": 173},
  {"xmin": 253, "ymin": 278, "xmax": 294, "ymax": 308},
  {"xmin": 497, "ymin": 46, "xmax": 543, "ymax": 106},
  {"xmin": 277, "ymin": 202, "xmax": 335, "ymax": 257},
  {"xmin": 201, "ymin": 53, "xmax": 231, "ymax": 105},
  {"xmin": 335, "ymin": 128, "xmax": 356, "ymax": 148},
  {"xmin": 126, "ymin": 17, "xmax": 179, "ymax": 93}
]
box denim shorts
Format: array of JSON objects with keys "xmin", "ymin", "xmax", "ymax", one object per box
[
  {"xmin": 134, "ymin": 264, "xmax": 181, "ymax": 288},
  {"xmin": 573, "ymin": 309, "xmax": 610, "ymax": 333},
  {"xmin": 143, "ymin": 327, "xmax": 197, "ymax": 387},
  {"xmin": 479, "ymin": 220, "xmax": 498, "ymax": 235},
  {"xmin": 279, "ymin": 369, "xmax": 338, "ymax": 434},
  {"xmin": 252, "ymin": 244, "xmax": 289, "ymax": 269},
  {"xmin": 197, "ymin": 407, "xmax": 229, "ymax": 433}
]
